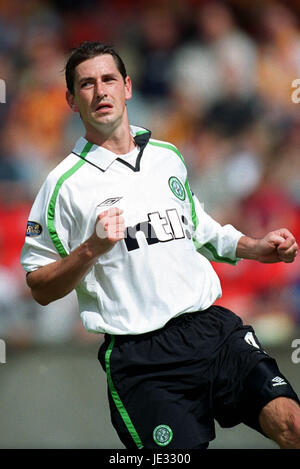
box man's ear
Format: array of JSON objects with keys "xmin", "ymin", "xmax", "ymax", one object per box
[
  {"xmin": 124, "ymin": 76, "xmax": 132, "ymax": 102},
  {"xmin": 66, "ymin": 90, "xmax": 79, "ymax": 112}
]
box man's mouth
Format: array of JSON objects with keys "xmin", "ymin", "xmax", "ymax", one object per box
[{"xmin": 95, "ymin": 103, "xmax": 113, "ymax": 112}]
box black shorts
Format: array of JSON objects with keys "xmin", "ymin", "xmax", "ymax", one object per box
[{"xmin": 98, "ymin": 305, "xmax": 299, "ymax": 449}]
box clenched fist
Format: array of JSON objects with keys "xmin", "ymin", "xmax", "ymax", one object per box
[
  {"xmin": 88, "ymin": 207, "xmax": 126, "ymax": 257},
  {"xmin": 237, "ymin": 229, "xmax": 298, "ymax": 263},
  {"xmin": 256, "ymin": 228, "xmax": 298, "ymax": 263}
]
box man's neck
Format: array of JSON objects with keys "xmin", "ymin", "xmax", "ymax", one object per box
[{"xmin": 85, "ymin": 122, "xmax": 136, "ymax": 155}]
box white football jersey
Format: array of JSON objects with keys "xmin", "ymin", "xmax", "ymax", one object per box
[{"xmin": 21, "ymin": 125, "xmax": 243, "ymax": 335}]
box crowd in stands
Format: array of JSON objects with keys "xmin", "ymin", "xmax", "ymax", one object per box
[{"xmin": 0, "ymin": 0, "xmax": 300, "ymax": 346}]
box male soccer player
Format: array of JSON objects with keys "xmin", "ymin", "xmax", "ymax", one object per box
[{"xmin": 21, "ymin": 41, "xmax": 300, "ymax": 449}]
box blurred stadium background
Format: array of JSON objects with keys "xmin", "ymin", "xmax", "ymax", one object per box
[{"xmin": 0, "ymin": 0, "xmax": 299, "ymax": 449}]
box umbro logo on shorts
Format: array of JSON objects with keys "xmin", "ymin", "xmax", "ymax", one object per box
[{"xmin": 272, "ymin": 376, "xmax": 287, "ymax": 387}]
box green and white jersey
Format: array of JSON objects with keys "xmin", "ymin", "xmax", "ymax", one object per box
[{"xmin": 21, "ymin": 125, "xmax": 243, "ymax": 335}]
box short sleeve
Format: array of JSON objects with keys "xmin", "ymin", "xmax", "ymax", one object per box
[{"xmin": 20, "ymin": 174, "xmax": 71, "ymax": 272}]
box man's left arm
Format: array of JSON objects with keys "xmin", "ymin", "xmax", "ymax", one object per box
[
  {"xmin": 190, "ymin": 192, "xmax": 298, "ymax": 265},
  {"xmin": 236, "ymin": 229, "xmax": 298, "ymax": 264},
  {"xmin": 190, "ymin": 193, "xmax": 244, "ymax": 265}
]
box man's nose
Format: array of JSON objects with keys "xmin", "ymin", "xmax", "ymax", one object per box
[{"xmin": 95, "ymin": 80, "xmax": 106, "ymax": 99}]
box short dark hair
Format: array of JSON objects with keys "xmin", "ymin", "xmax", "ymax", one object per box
[{"xmin": 65, "ymin": 41, "xmax": 127, "ymax": 94}]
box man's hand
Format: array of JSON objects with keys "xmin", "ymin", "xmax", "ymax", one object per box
[
  {"xmin": 88, "ymin": 207, "xmax": 126, "ymax": 257},
  {"xmin": 256, "ymin": 229, "xmax": 298, "ymax": 263},
  {"xmin": 26, "ymin": 207, "xmax": 126, "ymax": 306},
  {"xmin": 236, "ymin": 229, "xmax": 298, "ymax": 263}
]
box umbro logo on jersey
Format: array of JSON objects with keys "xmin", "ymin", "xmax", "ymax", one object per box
[
  {"xmin": 97, "ymin": 197, "xmax": 123, "ymax": 207},
  {"xmin": 272, "ymin": 376, "xmax": 287, "ymax": 387}
]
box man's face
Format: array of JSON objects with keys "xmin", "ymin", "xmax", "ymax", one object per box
[{"xmin": 67, "ymin": 54, "xmax": 132, "ymax": 134}]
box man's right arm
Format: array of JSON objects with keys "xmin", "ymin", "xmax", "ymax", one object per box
[{"xmin": 26, "ymin": 207, "xmax": 125, "ymax": 306}]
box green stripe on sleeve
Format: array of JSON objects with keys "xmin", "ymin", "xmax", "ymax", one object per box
[
  {"xmin": 184, "ymin": 179, "xmax": 199, "ymax": 232},
  {"xmin": 105, "ymin": 335, "xmax": 143, "ymax": 448},
  {"xmin": 47, "ymin": 141, "xmax": 93, "ymax": 257},
  {"xmin": 200, "ymin": 242, "xmax": 237, "ymax": 265}
]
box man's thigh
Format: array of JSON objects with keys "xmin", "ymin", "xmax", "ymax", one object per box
[
  {"xmin": 237, "ymin": 358, "xmax": 300, "ymax": 434},
  {"xmin": 212, "ymin": 323, "xmax": 299, "ymax": 433},
  {"xmin": 212, "ymin": 324, "xmax": 270, "ymax": 428},
  {"xmin": 106, "ymin": 381, "xmax": 214, "ymax": 449}
]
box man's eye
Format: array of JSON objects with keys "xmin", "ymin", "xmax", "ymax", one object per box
[{"xmin": 81, "ymin": 82, "xmax": 93, "ymax": 88}]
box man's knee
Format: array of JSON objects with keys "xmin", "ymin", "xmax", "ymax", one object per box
[{"xmin": 259, "ymin": 397, "xmax": 300, "ymax": 449}]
